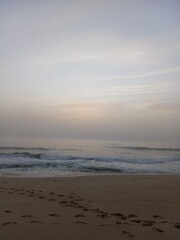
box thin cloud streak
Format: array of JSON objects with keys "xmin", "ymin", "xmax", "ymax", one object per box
[
  {"xmin": 147, "ymin": 103, "xmax": 180, "ymax": 113},
  {"xmin": 113, "ymin": 67, "xmax": 180, "ymax": 80},
  {"xmin": 81, "ymin": 81, "xmax": 175, "ymax": 102}
]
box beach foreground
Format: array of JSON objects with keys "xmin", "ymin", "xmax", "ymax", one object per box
[{"xmin": 0, "ymin": 175, "xmax": 180, "ymax": 240}]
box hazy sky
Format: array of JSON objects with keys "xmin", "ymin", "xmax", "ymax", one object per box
[{"xmin": 1, "ymin": 0, "xmax": 180, "ymax": 143}]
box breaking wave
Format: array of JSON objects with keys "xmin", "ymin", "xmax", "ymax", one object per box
[
  {"xmin": 0, "ymin": 142, "xmax": 180, "ymax": 176},
  {"xmin": 109, "ymin": 146, "xmax": 180, "ymax": 152},
  {"xmin": 0, "ymin": 152, "xmax": 42, "ymax": 159},
  {"xmin": 1, "ymin": 151, "xmax": 177, "ymax": 165}
]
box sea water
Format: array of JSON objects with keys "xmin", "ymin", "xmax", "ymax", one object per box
[{"xmin": 0, "ymin": 138, "xmax": 179, "ymax": 177}]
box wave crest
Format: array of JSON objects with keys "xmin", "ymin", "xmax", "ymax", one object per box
[
  {"xmin": 109, "ymin": 146, "xmax": 180, "ymax": 152},
  {"xmin": 0, "ymin": 152, "xmax": 42, "ymax": 159}
]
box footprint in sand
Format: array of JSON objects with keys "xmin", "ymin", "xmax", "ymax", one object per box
[
  {"xmin": 153, "ymin": 215, "xmax": 164, "ymax": 219},
  {"xmin": 82, "ymin": 208, "xmax": 88, "ymax": 212},
  {"xmin": 4, "ymin": 210, "xmax": 12, "ymax": 213},
  {"xmin": 131, "ymin": 219, "xmax": 141, "ymax": 223},
  {"xmin": 75, "ymin": 221, "xmax": 88, "ymax": 225},
  {"xmin": 68, "ymin": 196, "xmax": 74, "ymax": 199},
  {"xmin": 174, "ymin": 224, "xmax": 180, "ymax": 229},
  {"xmin": 97, "ymin": 213, "xmax": 110, "ymax": 219},
  {"xmin": 128, "ymin": 214, "xmax": 138, "ymax": 218},
  {"xmin": 3, "ymin": 222, "xmax": 17, "ymax": 226},
  {"xmin": 48, "ymin": 214, "xmax": 59, "ymax": 217},
  {"xmin": 152, "ymin": 227, "xmax": 164, "ymax": 233},
  {"xmin": 74, "ymin": 214, "xmax": 85, "ymax": 218},
  {"xmin": 22, "ymin": 214, "xmax": 32, "ymax": 218},
  {"xmin": 122, "ymin": 230, "xmax": 135, "ymax": 237},
  {"xmin": 38, "ymin": 196, "xmax": 45, "ymax": 199},
  {"xmin": 59, "ymin": 200, "xmax": 67, "ymax": 204},
  {"xmin": 116, "ymin": 221, "xmax": 122, "ymax": 225},
  {"xmin": 77, "ymin": 205, "xmax": 85, "ymax": 209},
  {"xmin": 30, "ymin": 220, "xmax": 42, "ymax": 224}
]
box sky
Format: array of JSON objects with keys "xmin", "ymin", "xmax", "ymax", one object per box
[{"xmin": 0, "ymin": 0, "xmax": 180, "ymax": 144}]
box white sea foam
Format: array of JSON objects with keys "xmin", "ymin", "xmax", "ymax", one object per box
[{"xmin": 0, "ymin": 139, "xmax": 179, "ymax": 177}]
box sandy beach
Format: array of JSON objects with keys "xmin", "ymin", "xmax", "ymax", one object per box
[{"xmin": 0, "ymin": 175, "xmax": 180, "ymax": 240}]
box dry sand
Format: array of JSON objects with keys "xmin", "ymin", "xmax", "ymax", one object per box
[{"xmin": 0, "ymin": 175, "xmax": 180, "ymax": 240}]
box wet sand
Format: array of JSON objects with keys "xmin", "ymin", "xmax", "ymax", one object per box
[{"xmin": 0, "ymin": 175, "xmax": 180, "ymax": 240}]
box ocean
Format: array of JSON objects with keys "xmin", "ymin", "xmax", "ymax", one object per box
[{"xmin": 0, "ymin": 138, "xmax": 180, "ymax": 177}]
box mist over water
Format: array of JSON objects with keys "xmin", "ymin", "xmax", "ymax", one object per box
[{"xmin": 0, "ymin": 138, "xmax": 179, "ymax": 177}]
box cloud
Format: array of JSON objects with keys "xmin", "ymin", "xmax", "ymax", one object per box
[
  {"xmin": 0, "ymin": 0, "xmax": 180, "ymax": 143},
  {"xmin": 147, "ymin": 103, "xmax": 180, "ymax": 113},
  {"xmin": 113, "ymin": 67, "xmax": 180, "ymax": 80},
  {"xmin": 79, "ymin": 80, "xmax": 175, "ymax": 104},
  {"xmin": 2, "ymin": 28, "xmax": 179, "ymax": 80}
]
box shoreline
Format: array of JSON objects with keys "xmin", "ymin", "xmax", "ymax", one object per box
[
  {"xmin": 0, "ymin": 174, "xmax": 180, "ymax": 240},
  {"xmin": 1, "ymin": 172, "xmax": 180, "ymax": 178}
]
